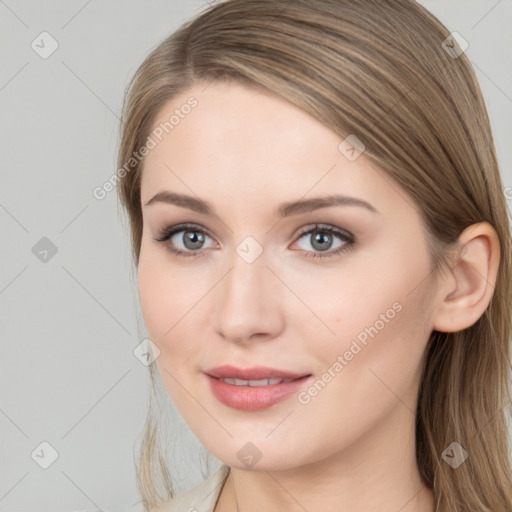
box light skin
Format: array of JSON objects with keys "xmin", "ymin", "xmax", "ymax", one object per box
[{"xmin": 137, "ymin": 81, "xmax": 500, "ymax": 512}]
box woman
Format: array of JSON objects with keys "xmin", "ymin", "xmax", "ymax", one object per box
[{"xmin": 118, "ymin": 1, "xmax": 512, "ymax": 511}]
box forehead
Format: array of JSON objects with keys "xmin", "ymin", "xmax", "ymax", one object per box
[
  {"xmin": 140, "ymin": 81, "xmax": 414, "ymax": 219},
  {"xmin": 145, "ymin": 81, "xmax": 340, "ymax": 170}
]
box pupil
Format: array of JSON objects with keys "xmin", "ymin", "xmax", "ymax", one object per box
[
  {"xmin": 184, "ymin": 231, "xmax": 204, "ymax": 249},
  {"xmin": 313, "ymin": 231, "xmax": 331, "ymax": 251}
]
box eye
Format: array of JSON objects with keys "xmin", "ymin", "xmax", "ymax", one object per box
[
  {"xmin": 153, "ymin": 223, "xmax": 355, "ymax": 260},
  {"xmin": 292, "ymin": 224, "xmax": 355, "ymax": 259},
  {"xmin": 153, "ymin": 223, "xmax": 215, "ymax": 258}
]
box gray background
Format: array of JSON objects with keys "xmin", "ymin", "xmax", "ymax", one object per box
[{"xmin": 1, "ymin": 1, "xmax": 511, "ymax": 511}]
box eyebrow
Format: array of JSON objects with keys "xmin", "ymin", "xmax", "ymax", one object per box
[{"xmin": 143, "ymin": 191, "xmax": 379, "ymax": 217}]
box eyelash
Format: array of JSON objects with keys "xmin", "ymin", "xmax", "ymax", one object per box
[{"xmin": 153, "ymin": 223, "xmax": 356, "ymax": 260}]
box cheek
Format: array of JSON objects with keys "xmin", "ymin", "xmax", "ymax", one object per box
[
  {"xmin": 137, "ymin": 243, "xmax": 199, "ymax": 339},
  {"xmin": 137, "ymin": 255, "xmax": 168, "ymax": 340},
  {"xmin": 137, "ymin": 247, "xmax": 210, "ymax": 378},
  {"xmin": 137, "ymin": 258, "xmax": 194, "ymax": 403},
  {"xmin": 300, "ymin": 235, "xmax": 433, "ymax": 394},
  {"xmin": 291, "ymin": 239, "xmax": 428, "ymax": 344},
  {"xmin": 292, "ymin": 289, "xmax": 431, "ymax": 454}
]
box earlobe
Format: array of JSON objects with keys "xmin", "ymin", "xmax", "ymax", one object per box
[{"xmin": 432, "ymin": 222, "xmax": 500, "ymax": 333}]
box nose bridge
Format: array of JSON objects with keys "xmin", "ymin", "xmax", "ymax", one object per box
[
  {"xmin": 224, "ymin": 231, "xmax": 268, "ymax": 291},
  {"xmin": 222, "ymin": 241, "xmax": 270, "ymax": 312},
  {"xmin": 215, "ymin": 239, "xmax": 282, "ymax": 342}
]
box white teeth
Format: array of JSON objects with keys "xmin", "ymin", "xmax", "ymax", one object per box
[{"xmin": 220, "ymin": 377, "xmax": 295, "ymax": 386}]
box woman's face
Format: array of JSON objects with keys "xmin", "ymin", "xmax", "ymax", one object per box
[{"xmin": 138, "ymin": 80, "xmax": 439, "ymax": 470}]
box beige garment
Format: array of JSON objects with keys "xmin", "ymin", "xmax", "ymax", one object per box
[{"xmin": 153, "ymin": 464, "xmax": 231, "ymax": 512}]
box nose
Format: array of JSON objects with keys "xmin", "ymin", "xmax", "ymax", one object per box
[{"xmin": 214, "ymin": 247, "xmax": 285, "ymax": 345}]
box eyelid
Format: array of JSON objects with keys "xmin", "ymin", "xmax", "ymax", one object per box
[
  {"xmin": 294, "ymin": 223, "xmax": 353, "ymax": 241},
  {"xmin": 153, "ymin": 223, "xmax": 214, "ymax": 243}
]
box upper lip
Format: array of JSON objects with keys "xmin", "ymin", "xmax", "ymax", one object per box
[{"xmin": 205, "ymin": 365, "xmax": 310, "ymax": 380}]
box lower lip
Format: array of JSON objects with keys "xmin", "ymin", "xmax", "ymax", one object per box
[{"xmin": 206, "ymin": 374, "xmax": 312, "ymax": 411}]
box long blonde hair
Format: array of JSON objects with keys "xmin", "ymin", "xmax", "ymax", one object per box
[{"xmin": 116, "ymin": 1, "xmax": 512, "ymax": 510}]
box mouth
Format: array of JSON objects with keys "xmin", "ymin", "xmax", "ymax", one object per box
[
  {"xmin": 204, "ymin": 366, "xmax": 313, "ymax": 411},
  {"xmin": 204, "ymin": 364, "xmax": 310, "ymax": 381},
  {"xmin": 214, "ymin": 377, "xmax": 300, "ymax": 386}
]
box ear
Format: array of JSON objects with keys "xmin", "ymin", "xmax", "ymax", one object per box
[{"xmin": 432, "ymin": 222, "xmax": 500, "ymax": 333}]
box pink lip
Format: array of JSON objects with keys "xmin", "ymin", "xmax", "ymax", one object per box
[
  {"xmin": 204, "ymin": 366, "xmax": 313, "ymax": 411},
  {"xmin": 205, "ymin": 365, "xmax": 309, "ymax": 380}
]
